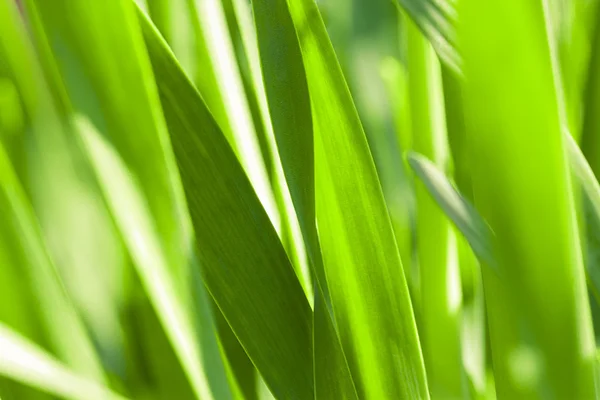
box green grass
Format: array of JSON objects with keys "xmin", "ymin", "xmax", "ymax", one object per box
[{"xmin": 1, "ymin": 0, "xmax": 600, "ymax": 399}]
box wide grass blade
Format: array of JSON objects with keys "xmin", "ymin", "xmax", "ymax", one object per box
[
  {"xmin": 286, "ymin": 0, "xmax": 429, "ymax": 398},
  {"xmin": 139, "ymin": 14, "xmax": 314, "ymax": 399},
  {"xmin": 460, "ymin": 0, "xmax": 596, "ymax": 396}
]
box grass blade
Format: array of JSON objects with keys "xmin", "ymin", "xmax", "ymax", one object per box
[
  {"xmin": 460, "ymin": 0, "xmax": 596, "ymax": 396},
  {"xmin": 28, "ymin": 1, "xmax": 233, "ymax": 398},
  {"xmin": 395, "ymin": 0, "xmax": 460, "ymax": 74},
  {"xmin": 0, "ymin": 324, "xmax": 125, "ymax": 400},
  {"xmin": 565, "ymin": 133, "xmax": 600, "ymax": 301},
  {"xmin": 286, "ymin": 0, "xmax": 429, "ymax": 397},
  {"xmin": 251, "ymin": 1, "xmax": 358, "ymax": 397},
  {"xmin": 405, "ymin": 17, "xmax": 463, "ymax": 398},
  {"xmin": 74, "ymin": 115, "xmax": 228, "ymax": 400},
  {"xmin": 139, "ymin": 14, "xmax": 314, "ymax": 399},
  {"xmin": 407, "ymin": 152, "xmax": 494, "ymax": 267}
]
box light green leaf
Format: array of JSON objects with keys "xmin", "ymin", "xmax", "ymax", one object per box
[
  {"xmin": 287, "ymin": 0, "xmax": 429, "ymax": 398},
  {"xmin": 138, "ymin": 13, "xmax": 314, "ymax": 399},
  {"xmin": 460, "ymin": 0, "xmax": 596, "ymax": 396},
  {"xmin": 0, "ymin": 323, "xmax": 125, "ymax": 400},
  {"xmin": 405, "ymin": 16, "xmax": 463, "ymax": 398},
  {"xmin": 251, "ymin": 1, "xmax": 357, "ymax": 398}
]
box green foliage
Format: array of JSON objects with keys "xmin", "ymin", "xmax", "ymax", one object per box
[{"xmin": 2, "ymin": 0, "xmax": 600, "ymax": 399}]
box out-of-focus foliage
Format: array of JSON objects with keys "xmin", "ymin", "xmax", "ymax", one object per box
[{"xmin": 1, "ymin": 0, "xmax": 600, "ymax": 399}]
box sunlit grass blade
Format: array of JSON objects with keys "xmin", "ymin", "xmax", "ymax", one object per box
[
  {"xmin": 139, "ymin": 14, "xmax": 314, "ymax": 398},
  {"xmin": 0, "ymin": 324, "xmax": 126, "ymax": 400},
  {"xmin": 405, "ymin": 17, "xmax": 463, "ymax": 398},
  {"xmin": 379, "ymin": 57, "xmax": 418, "ymax": 298},
  {"xmin": 439, "ymin": 46, "xmax": 488, "ymax": 399},
  {"xmin": 460, "ymin": 0, "xmax": 596, "ymax": 396},
  {"xmin": 251, "ymin": 1, "xmax": 358, "ymax": 397},
  {"xmin": 286, "ymin": 0, "xmax": 428, "ymax": 398},
  {"xmin": 189, "ymin": 0, "xmax": 280, "ymax": 229},
  {"xmin": 230, "ymin": 0, "xmax": 312, "ymax": 296}
]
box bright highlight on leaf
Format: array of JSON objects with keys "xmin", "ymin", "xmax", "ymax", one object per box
[{"xmin": 0, "ymin": 323, "xmax": 125, "ymax": 400}]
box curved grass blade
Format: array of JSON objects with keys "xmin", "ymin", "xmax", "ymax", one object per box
[
  {"xmin": 138, "ymin": 13, "xmax": 314, "ymax": 399},
  {"xmin": 407, "ymin": 152, "xmax": 494, "ymax": 267},
  {"xmin": 395, "ymin": 0, "xmax": 461, "ymax": 74},
  {"xmin": 0, "ymin": 323, "xmax": 126, "ymax": 400},
  {"xmin": 286, "ymin": 0, "xmax": 428, "ymax": 398}
]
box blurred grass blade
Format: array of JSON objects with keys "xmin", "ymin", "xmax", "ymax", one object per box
[
  {"xmin": 407, "ymin": 152, "xmax": 494, "ymax": 266},
  {"xmin": 395, "ymin": 0, "xmax": 461, "ymax": 74},
  {"xmin": 0, "ymin": 137, "xmax": 104, "ymax": 382},
  {"xmin": 74, "ymin": 115, "xmax": 226, "ymax": 400},
  {"xmin": 460, "ymin": 0, "xmax": 596, "ymax": 396},
  {"xmin": 0, "ymin": 324, "xmax": 126, "ymax": 400},
  {"xmin": 405, "ymin": 17, "xmax": 463, "ymax": 398},
  {"xmin": 286, "ymin": 0, "xmax": 428, "ymax": 398},
  {"xmin": 4, "ymin": 0, "xmax": 127, "ymax": 365},
  {"xmin": 28, "ymin": 0, "xmax": 232, "ymax": 398},
  {"xmin": 139, "ymin": 13, "xmax": 314, "ymax": 399},
  {"xmin": 379, "ymin": 57, "xmax": 418, "ymax": 296}
]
